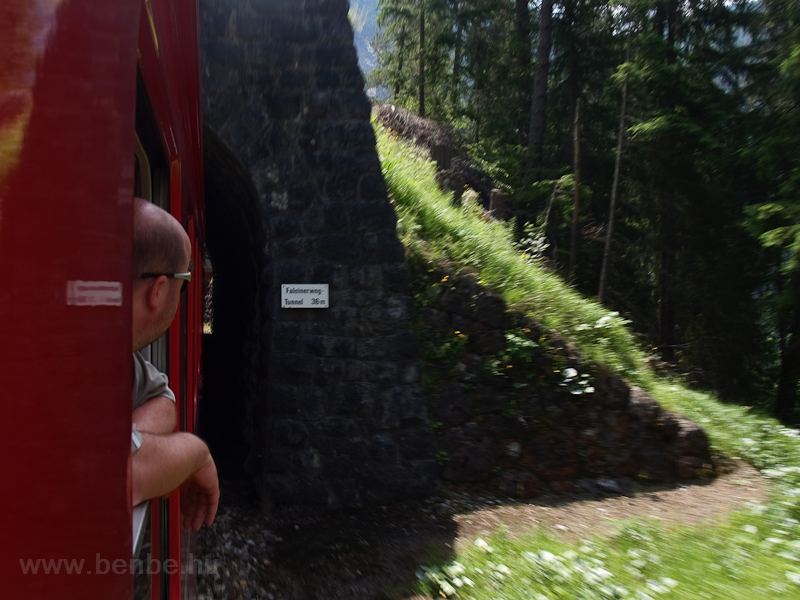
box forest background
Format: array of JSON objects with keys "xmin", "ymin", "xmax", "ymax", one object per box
[{"xmin": 353, "ymin": 0, "xmax": 800, "ymax": 423}]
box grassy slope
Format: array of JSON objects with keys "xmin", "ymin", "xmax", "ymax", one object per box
[{"xmin": 376, "ymin": 123, "xmax": 800, "ymax": 599}]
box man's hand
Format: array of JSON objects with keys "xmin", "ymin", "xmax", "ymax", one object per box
[
  {"xmin": 179, "ymin": 452, "xmax": 220, "ymax": 531},
  {"xmin": 132, "ymin": 432, "xmax": 220, "ymax": 530}
]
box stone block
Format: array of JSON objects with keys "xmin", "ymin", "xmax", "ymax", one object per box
[
  {"xmin": 382, "ymin": 266, "xmax": 410, "ymax": 293},
  {"xmin": 273, "ymin": 237, "xmax": 308, "ymax": 259},
  {"xmin": 400, "ymin": 362, "xmax": 421, "ymax": 385},
  {"xmin": 348, "ymin": 201, "xmax": 397, "ymax": 231},
  {"xmin": 521, "ymin": 431, "xmax": 580, "ymax": 481},
  {"xmin": 468, "ymin": 330, "xmax": 506, "ymax": 355},
  {"xmin": 484, "ymin": 414, "xmax": 528, "ymax": 439},
  {"xmin": 364, "ymin": 361, "xmax": 399, "ymax": 385},
  {"xmin": 324, "ymin": 170, "xmax": 359, "ymax": 200},
  {"xmin": 251, "ymin": 0, "xmax": 298, "ymax": 13},
  {"xmin": 629, "ymin": 426, "xmax": 674, "ymax": 480},
  {"xmin": 315, "ymin": 69, "xmax": 340, "ymax": 89},
  {"xmin": 262, "ymin": 384, "xmax": 303, "ymax": 416},
  {"xmin": 305, "ymin": 335, "xmax": 356, "ymax": 358},
  {"xmin": 329, "ymin": 381, "xmax": 376, "ymax": 417},
  {"xmin": 369, "ymin": 433, "xmax": 399, "ymax": 462},
  {"xmin": 304, "ymin": 0, "xmax": 349, "ymax": 18},
  {"xmin": 362, "ymin": 465, "xmax": 411, "ymax": 504},
  {"xmin": 377, "ymin": 385, "xmax": 427, "ymax": 429},
  {"xmin": 319, "ymin": 232, "xmax": 363, "ymax": 262},
  {"xmin": 385, "ymin": 332, "xmax": 419, "ymax": 360},
  {"xmin": 440, "ymin": 423, "xmax": 494, "ymax": 482},
  {"xmin": 628, "ymin": 387, "xmax": 661, "ymax": 423},
  {"xmin": 432, "ymin": 385, "xmax": 472, "ymax": 428},
  {"xmin": 676, "ymin": 456, "xmax": 713, "ymax": 478},
  {"xmin": 279, "ymin": 69, "xmax": 311, "ymax": 89},
  {"xmin": 473, "ymin": 387, "xmax": 511, "ymax": 414},
  {"xmin": 277, "ymin": 90, "xmax": 310, "ymax": 120},
  {"xmin": 317, "ymin": 417, "xmax": 361, "ymax": 437},
  {"xmin": 352, "ymin": 149, "xmax": 382, "ymax": 174},
  {"xmin": 315, "ymin": 358, "xmax": 344, "ymax": 383},
  {"xmin": 396, "ymin": 427, "xmax": 436, "ymax": 461},
  {"xmin": 348, "ymin": 265, "xmax": 382, "ymax": 290},
  {"xmin": 270, "ymin": 16, "xmax": 319, "ymax": 43},
  {"xmin": 343, "ymin": 122, "xmax": 376, "ymax": 148},
  {"xmin": 674, "ymin": 416, "xmax": 711, "ymax": 458},
  {"xmin": 363, "ymin": 232, "xmax": 406, "ymax": 263},
  {"xmin": 235, "ymin": 12, "xmax": 269, "ymax": 38},
  {"xmin": 270, "ymin": 352, "xmax": 316, "ymax": 384},
  {"xmin": 261, "ymin": 448, "xmax": 292, "ymax": 473},
  {"xmin": 440, "ymin": 290, "xmax": 472, "ymax": 316},
  {"xmin": 264, "ymin": 419, "xmax": 310, "ymax": 448},
  {"xmin": 358, "ymin": 174, "xmax": 388, "ymax": 200},
  {"xmin": 270, "ymin": 215, "xmax": 299, "ymax": 239},
  {"xmin": 274, "ymin": 261, "xmax": 309, "ymax": 283},
  {"xmin": 498, "ymin": 471, "xmax": 544, "ymax": 499},
  {"xmin": 408, "ymin": 460, "xmax": 440, "ymax": 498},
  {"xmin": 315, "ymin": 44, "xmax": 358, "ymax": 68},
  {"xmin": 475, "ymin": 290, "xmax": 507, "ymax": 328}
]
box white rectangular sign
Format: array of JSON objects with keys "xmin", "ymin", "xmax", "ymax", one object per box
[
  {"xmin": 281, "ymin": 284, "xmax": 329, "ymax": 308},
  {"xmin": 66, "ymin": 281, "xmax": 123, "ymax": 307}
]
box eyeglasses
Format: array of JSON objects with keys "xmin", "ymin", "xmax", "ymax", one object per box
[{"xmin": 141, "ymin": 271, "xmax": 192, "ymax": 291}]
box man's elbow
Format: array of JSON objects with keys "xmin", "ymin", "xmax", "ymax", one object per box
[{"xmin": 132, "ymin": 396, "xmax": 178, "ymax": 434}]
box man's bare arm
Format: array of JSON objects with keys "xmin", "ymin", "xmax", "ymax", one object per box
[
  {"xmin": 132, "ymin": 396, "xmax": 177, "ymax": 434},
  {"xmin": 131, "ymin": 432, "xmax": 219, "ymax": 530}
]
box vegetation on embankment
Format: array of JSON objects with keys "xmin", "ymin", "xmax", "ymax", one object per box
[
  {"xmin": 376, "ymin": 122, "xmax": 800, "ymax": 599},
  {"xmin": 377, "ymin": 123, "xmax": 653, "ymax": 389}
]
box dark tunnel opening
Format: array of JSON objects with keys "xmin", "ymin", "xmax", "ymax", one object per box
[{"xmin": 199, "ymin": 129, "xmax": 267, "ymax": 482}]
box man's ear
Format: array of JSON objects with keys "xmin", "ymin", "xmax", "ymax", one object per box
[{"xmin": 144, "ymin": 276, "xmax": 169, "ymax": 311}]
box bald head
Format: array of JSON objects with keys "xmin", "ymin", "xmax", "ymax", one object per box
[
  {"xmin": 133, "ymin": 198, "xmax": 189, "ymax": 286},
  {"xmin": 131, "ymin": 198, "xmax": 192, "ymax": 351}
]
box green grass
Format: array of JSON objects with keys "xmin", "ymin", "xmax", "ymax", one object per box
[
  {"xmin": 376, "ymin": 125, "xmax": 653, "ymax": 385},
  {"xmin": 375, "ymin": 123, "xmax": 800, "ymax": 599}
]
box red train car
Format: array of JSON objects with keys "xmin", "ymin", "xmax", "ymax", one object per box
[{"xmin": 1, "ymin": 0, "xmax": 206, "ymax": 598}]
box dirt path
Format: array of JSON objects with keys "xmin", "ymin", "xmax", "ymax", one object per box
[{"xmin": 197, "ymin": 460, "xmax": 767, "ymax": 600}]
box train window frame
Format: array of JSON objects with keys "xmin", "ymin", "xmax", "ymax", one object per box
[{"xmin": 132, "ymin": 74, "xmax": 172, "ymax": 577}]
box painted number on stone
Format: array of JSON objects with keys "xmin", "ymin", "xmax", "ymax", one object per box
[{"xmin": 281, "ymin": 284, "xmax": 329, "ymax": 309}]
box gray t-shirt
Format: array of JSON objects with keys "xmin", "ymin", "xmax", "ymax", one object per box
[
  {"xmin": 132, "ymin": 351, "xmax": 176, "ymax": 409},
  {"xmin": 131, "ymin": 351, "xmax": 176, "ymax": 454}
]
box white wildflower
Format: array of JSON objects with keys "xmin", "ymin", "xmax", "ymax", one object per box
[
  {"xmin": 445, "ymin": 562, "xmax": 466, "ymax": 577},
  {"xmin": 646, "ymin": 579, "xmax": 669, "ymax": 594},
  {"xmin": 439, "ymin": 581, "xmax": 456, "ymax": 597},
  {"xmin": 742, "ymin": 525, "xmax": 759, "ymax": 534},
  {"xmin": 540, "ymin": 550, "xmax": 557, "ymax": 563}
]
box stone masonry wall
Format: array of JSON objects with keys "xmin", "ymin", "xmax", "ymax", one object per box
[
  {"xmin": 412, "ymin": 266, "xmax": 714, "ymax": 498},
  {"xmin": 199, "ymin": 0, "xmax": 437, "ymax": 507}
]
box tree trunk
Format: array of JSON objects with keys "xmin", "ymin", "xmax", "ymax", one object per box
[
  {"xmin": 515, "ymin": 0, "xmax": 532, "ymax": 144},
  {"xmin": 775, "ymin": 275, "xmax": 800, "ymax": 422},
  {"xmin": 395, "ymin": 24, "xmax": 406, "ymax": 98},
  {"xmin": 418, "ymin": 0, "xmax": 425, "ymax": 118},
  {"xmin": 528, "ymin": 0, "xmax": 554, "ymax": 174},
  {"xmin": 452, "ymin": 10, "xmax": 462, "ymax": 109},
  {"xmin": 569, "ymin": 97, "xmax": 582, "ymax": 278},
  {"xmin": 659, "ymin": 192, "xmax": 677, "ymax": 363},
  {"xmin": 599, "ymin": 34, "xmax": 630, "ymax": 303}
]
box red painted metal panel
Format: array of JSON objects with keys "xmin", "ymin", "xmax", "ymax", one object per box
[
  {"xmin": 1, "ymin": 0, "xmax": 205, "ymax": 597},
  {"xmin": 0, "ymin": 0, "xmax": 141, "ymax": 597}
]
